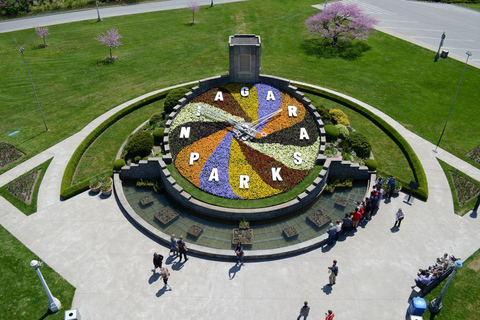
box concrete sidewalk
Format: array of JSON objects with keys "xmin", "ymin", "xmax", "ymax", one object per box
[{"xmin": 1, "ymin": 79, "xmax": 480, "ymax": 319}]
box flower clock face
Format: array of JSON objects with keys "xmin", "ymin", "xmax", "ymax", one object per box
[{"xmin": 169, "ymin": 83, "xmax": 321, "ymax": 200}]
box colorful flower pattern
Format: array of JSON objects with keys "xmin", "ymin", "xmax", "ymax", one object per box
[{"xmin": 171, "ymin": 84, "xmax": 321, "ymax": 199}]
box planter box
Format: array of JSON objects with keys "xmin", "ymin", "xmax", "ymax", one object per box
[
  {"xmin": 283, "ymin": 226, "xmax": 298, "ymax": 238},
  {"xmin": 140, "ymin": 195, "xmax": 153, "ymax": 206},
  {"xmin": 307, "ymin": 209, "xmax": 332, "ymax": 229},
  {"xmin": 187, "ymin": 225, "xmax": 204, "ymax": 237},
  {"xmin": 154, "ymin": 207, "xmax": 179, "ymax": 225},
  {"xmin": 232, "ymin": 228, "xmax": 253, "ymax": 245},
  {"xmin": 334, "ymin": 197, "xmax": 348, "ymax": 208}
]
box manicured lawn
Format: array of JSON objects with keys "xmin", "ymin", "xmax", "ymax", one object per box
[
  {"xmin": 72, "ymin": 99, "xmax": 164, "ymax": 184},
  {"xmin": 438, "ymin": 159, "xmax": 480, "ymax": 216},
  {"xmin": 456, "ymin": 3, "xmax": 480, "ymax": 11},
  {"xmin": 421, "ymin": 248, "xmax": 480, "ymax": 319},
  {"xmin": 1, "ymin": 0, "xmax": 479, "ymax": 175},
  {"xmin": 0, "ymin": 226, "xmax": 75, "ymax": 319}
]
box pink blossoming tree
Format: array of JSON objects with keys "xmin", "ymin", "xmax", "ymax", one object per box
[
  {"xmin": 35, "ymin": 26, "xmax": 50, "ymax": 47},
  {"xmin": 188, "ymin": 2, "xmax": 199, "ymax": 24},
  {"xmin": 305, "ymin": 2, "xmax": 378, "ymax": 46},
  {"xmin": 95, "ymin": 28, "xmax": 123, "ymax": 61}
]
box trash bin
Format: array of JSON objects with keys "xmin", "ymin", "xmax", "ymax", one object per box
[
  {"xmin": 408, "ymin": 297, "xmax": 427, "ymax": 316},
  {"xmin": 441, "ymin": 50, "xmax": 449, "ymax": 58},
  {"xmin": 65, "ymin": 309, "xmax": 81, "ymax": 320}
]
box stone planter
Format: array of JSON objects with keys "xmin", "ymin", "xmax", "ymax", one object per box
[
  {"xmin": 90, "ymin": 185, "xmax": 101, "ymax": 193},
  {"xmin": 101, "ymin": 187, "xmax": 112, "ymax": 196}
]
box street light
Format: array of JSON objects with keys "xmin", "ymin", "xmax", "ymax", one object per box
[
  {"xmin": 434, "ymin": 51, "xmax": 472, "ymax": 152},
  {"xmin": 428, "ymin": 260, "xmax": 463, "ymax": 319},
  {"xmin": 434, "ymin": 32, "xmax": 446, "ymax": 62},
  {"xmin": 30, "ymin": 260, "xmax": 62, "ymax": 313},
  {"xmin": 95, "ymin": 0, "xmax": 102, "ymax": 22},
  {"xmin": 19, "ymin": 47, "xmax": 48, "ymax": 131}
]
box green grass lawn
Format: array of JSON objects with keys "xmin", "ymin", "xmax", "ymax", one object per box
[
  {"xmin": 1, "ymin": 0, "xmax": 479, "ymax": 172},
  {"xmin": 0, "ymin": 226, "xmax": 75, "ymax": 319},
  {"xmin": 421, "ymin": 248, "xmax": 480, "ymax": 319},
  {"xmin": 72, "ymin": 99, "xmax": 164, "ymax": 184},
  {"xmin": 456, "ymin": 3, "xmax": 480, "ymax": 10}
]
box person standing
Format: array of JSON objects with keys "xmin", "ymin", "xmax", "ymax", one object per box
[
  {"xmin": 335, "ymin": 220, "xmax": 342, "ymax": 240},
  {"xmin": 297, "ymin": 301, "xmax": 310, "ymax": 320},
  {"xmin": 325, "ymin": 309, "xmax": 335, "ymax": 320},
  {"xmin": 170, "ymin": 234, "xmax": 178, "ymax": 257},
  {"xmin": 364, "ymin": 197, "xmax": 372, "ymax": 220},
  {"xmin": 352, "ymin": 209, "xmax": 361, "ymax": 230},
  {"xmin": 160, "ymin": 267, "xmax": 172, "ymax": 290},
  {"xmin": 153, "ymin": 252, "xmax": 163, "ymax": 272},
  {"xmin": 394, "ymin": 208, "xmax": 405, "ymax": 228},
  {"xmin": 178, "ymin": 235, "xmax": 189, "ymax": 262},
  {"xmin": 328, "ymin": 260, "xmax": 338, "ymax": 286},
  {"xmin": 341, "ymin": 213, "xmax": 353, "ymax": 233},
  {"xmin": 327, "ymin": 223, "xmax": 337, "ymax": 246},
  {"xmin": 235, "ymin": 242, "xmax": 244, "ymax": 266}
]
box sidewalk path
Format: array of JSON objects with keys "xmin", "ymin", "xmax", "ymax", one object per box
[
  {"xmin": 0, "ymin": 0, "xmax": 245, "ymax": 33},
  {"xmin": 1, "ymin": 80, "xmax": 480, "ymax": 319}
]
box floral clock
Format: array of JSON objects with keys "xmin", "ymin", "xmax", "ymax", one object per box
[{"xmin": 168, "ymin": 83, "xmax": 321, "ymax": 200}]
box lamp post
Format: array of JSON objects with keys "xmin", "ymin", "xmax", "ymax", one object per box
[
  {"xmin": 30, "ymin": 260, "xmax": 62, "ymax": 313},
  {"xmin": 95, "ymin": 0, "xmax": 102, "ymax": 22},
  {"xmin": 434, "ymin": 51, "xmax": 472, "ymax": 152},
  {"xmin": 434, "ymin": 32, "xmax": 446, "ymax": 62},
  {"xmin": 19, "ymin": 47, "xmax": 48, "ymax": 131},
  {"xmin": 428, "ymin": 260, "xmax": 463, "ymax": 319},
  {"xmin": 210, "ymin": 0, "xmax": 214, "ymax": 7}
]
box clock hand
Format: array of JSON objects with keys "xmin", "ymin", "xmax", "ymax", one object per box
[
  {"xmin": 251, "ymin": 109, "xmax": 283, "ymax": 131},
  {"xmin": 197, "ymin": 104, "xmax": 240, "ymax": 126}
]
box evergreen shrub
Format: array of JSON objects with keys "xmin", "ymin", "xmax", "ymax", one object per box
[
  {"xmin": 125, "ymin": 131, "xmax": 154, "ymax": 157},
  {"xmin": 348, "ymin": 132, "xmax": 372, "ymax": 158},
  {"xmin": 324, "ymin": 124, "xmax": 339, "ymax": 141},
  {"xmin": 329, "ymin": 108, "xmax": 350, "ymax": 126},
  {"xmin": 164, "ymin": 88, "xmax": 190, "ymax": 115},
  {"xmin": 113, "ymin": 159, "xmax": 126, "ymax": 170},
  {"xmin": 152, "ymin": 127, "xmax": 165, "ymax": 146},
  {"xmin": 365, "ymin": 159, "xmax": 378, "ymax": 171}
]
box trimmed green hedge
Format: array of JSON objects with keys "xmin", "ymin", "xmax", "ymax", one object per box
[
  {"xmin": 324, "ymin": 124, "xmax": 339, "ymax": 141},
  {"xmin": 295, "ymin": 83, "xmax": 428, "ymax": 200},
  {"xmin": 60, "ymin": 84, "xmax": 196, "ymax": 200}
]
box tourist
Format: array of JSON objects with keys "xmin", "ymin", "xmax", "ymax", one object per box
[
  {"xmin": 394, "ymin": 208, "xmax": 404, "ymax": 228},
  {"xmin": 376, "ymin": 176, "xmax": 384, "ymax": 188},
  {"xmin": 325, "ymin": 310, "xmax": 335, "ymax": 320},
  {"xmin": 328, "ymin": 260, "xmax": 338, "ymax": 286},
  {"xmin": 414, "ymin": 273, "xmax": 435, "ymax": 288},
  {"xmin": 297, "ymin": 301, "xmax": 310, "ymax": 320},
  {"xmin": 328, "ymin": 223, "xmax": 337, "ymax": 246},
  {"xmin": 177, "ymin": 235, "xmax": 189, "ymax": 262},
  {"xmin": 160, "ymin": 267, "xmax": 172, "ymax": 290},
  {"xmin": 387, "ymin": 175, "xmax": 396, "ymax": 199},
  {"xmin": 341, "ymin": 214, "xmax": 353, "ymax": 232},
  {"xmin": 335, "ymin": 220, "xmax": 342, "ymax": 240},
  {"xmin": 364, "ymin": 197, "xmax": 372, "ymax": 220},
  {"xmin": 235, "ymin": 242, "xmax": 244, "ymax": 266},
  {"xmin": 153, "ymin": 252, "xmax": 163, "ymax": 272},
  {"xmin": 170, "ymin": 234, "xmax": 178, "ymax": 257},
  {"xmin": 352, "ymin": 209, "xmax": 362, "ymax": 229}
]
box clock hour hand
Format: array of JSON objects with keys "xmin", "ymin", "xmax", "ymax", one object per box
[
  {"xmin": 251, "ymin": 109, "xmax": 283, "ymax": 135},
  {"xmin": 196, "ymin": 104, "xmax": 240, "ymax": 126}
]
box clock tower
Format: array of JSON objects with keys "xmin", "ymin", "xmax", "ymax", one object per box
[{"xmin": 229, "ymin": 34, "xmax": 261, "ymax": 84}]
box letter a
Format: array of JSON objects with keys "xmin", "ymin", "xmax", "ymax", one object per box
[
  {"xmin": 299, "ymin": 128, "xmax": 310, "ymax": 140},
  {"xmin": 208, "ymin": 168, "xmax": 219, "ymax": 181},
  {"xmin": 271, "ymin": 168, "xmax": 283, "ymax": 181},
  {"xmin": 266, "ymin": 90, "xmax": 275, "ymax": 101},
  {"xmin": 239, "ymin": 175, "xmax": 250, "ymax": 189},
  {"xmin": 179, "ymin": 127, "xmax": 191, "ymax": 139},
  {"xmin": 214, "ymin": 91, "xmax": 224, "ymax": 101},
  {"xmin": 189, "ymin": 152, "xmax": 200, "ymax": 165}
]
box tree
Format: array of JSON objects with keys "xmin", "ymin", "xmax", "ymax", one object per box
[
  {"xmin": 95, "ymin": 28, "xmax": 123, "ymax": 61},
  {"xmin": 35, "ymin": 26, "xmax": 50, "ymax": 47},
  {"xmin": 188, "ymin": 2, "xmax": 199, "ymax": 23},
  {"xmin": 305, "ymin": 2, "xmax": 377, "ymax": 46}
]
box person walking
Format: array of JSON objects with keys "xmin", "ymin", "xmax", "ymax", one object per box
[
  {"xmin": 325, "ymin": 309, "xmax": 335, "ymax": 320},
  {"xmin": 394, "ymin": 208, "xmax": 405, "ymax": 228},
  {"xmin": 328, "ymin": 260, "xmax": 338, "ymax": 286},
  {"xmin": 297, "ymin": 301, "xmax": 310, "ymax": 320},
  {"xmin": 160, "ymin": 267, "xmax": 172, "ymax": 290},
  {"xmin": 153, "ymin": 252, "xmax": 163, "ymax": 272},
  {"xmin": 327, "ymin": 223, "xmax": 337, "ymax": 246},
  {"xmin": 177, "ymin": 235, "xmax": 189, "ymax": 262},
  {"xmin": 170, "ymin": 234, "xmax": 178, "ymax": 257},
  {"xmin": 235, "ymin": 242, "xmax": 244, "ymax": 266}
]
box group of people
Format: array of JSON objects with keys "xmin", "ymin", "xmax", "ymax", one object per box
[
  {"xmin": 413, "ymin": 252, "xmax": 459, "ymax": 288},
  {"xmin": 151, "ymin": 234, "xmax": 190, "ymax": 291},
  {"xmin": 297, "ymin": 301, "xmax": 335, "ymax": 320}
]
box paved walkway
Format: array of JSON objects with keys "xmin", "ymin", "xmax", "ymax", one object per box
[
  {"xmin": 1, "ymin": 78, "xmax": 480, "ymax": 319},
  {"xmin": 0, "ymin": 0, "xmax": 245, "ymax": 33}
]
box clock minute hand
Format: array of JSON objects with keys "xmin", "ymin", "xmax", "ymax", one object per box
[
  {"xmin": 197, "ymin": 104, "xmax": 240, "ymax": 126},
  {"xmin": 251, "ymin": 109, "xmax": 283, "ymax": 130}
]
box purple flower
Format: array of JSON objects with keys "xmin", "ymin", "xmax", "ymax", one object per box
[{"xmin": 254, "ymin": 83, "xmax": 282, "ymax": 132}]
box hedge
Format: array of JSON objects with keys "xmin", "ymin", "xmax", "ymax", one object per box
[
  {"xmin": 60, "ymin": 84, "xmax": 196, "ymax": 200},
  {"xmin": 295, "ymin": 83, "xmax": 429, "ymax": 200}
]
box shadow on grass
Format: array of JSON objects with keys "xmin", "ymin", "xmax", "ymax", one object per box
[
  {"xmin": 96, "ymin": 58, "xmax": 116, "ymax": 66},
  {"xmin": 301, "ymin": 38, "xmax": 371, "ymax": 60},
  {"xmin": 38, "ymin": 309, "xmax": 57, "ymax": 320}
]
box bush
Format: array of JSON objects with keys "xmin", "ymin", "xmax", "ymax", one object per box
[
  {"xmin": 324, "ymin": 124, "xmax": 339, "ymax": 141},
  {"xmin": 134, "ymin": 156, "xmax": 141, "ymax": 163},
  {"xmin": 329, "ymin": 108, "xmax": 350, "ymax": 126},
  {"xmin": 364, "ymin": 158, "xmax": 378, "ymax": 171},
  {"xmin": 316, "ymin": 105, "xmax": 331, "ymax": 122},
  {"xmin": 348, "ymin": 132, "xmax": 371, "ymax": 158},
  {"xmin": 164, "ymin": 88, "xmax": 190, "ymax": 115},
  {"xmin": 125, "ymin": 131, "xmax": 154, "ymax": 157},
  {"xmin": 335, "ymin": 124, "xmax": 349, "ymax": 138},
  {"xmin": 152, "ymin": 127, "xmax": 165, "ymax": 146},
  {"xmin": 149, "ymin": 113, "xmax": 163, "ymax": 126},
  {"xmin": 113, "ymin": 159, "xmax": 126, "ymax": 170}
]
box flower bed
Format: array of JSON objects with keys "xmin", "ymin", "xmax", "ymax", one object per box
[
  {"xmin": 0, "ymin": 142, "xmax": 24, "ymax": 169},
  {"xmin": 467, "ymin": 146, "xmax": 480, "ymax": 165},
  {"xmin": 7, "ymin": 169, "xmax": 40, "ymax": 205},
  {"xmin": 449, "ymin": 169, "xmax": 480, "ymax": 206},
  {"xmin": 170, "ymin": 83, "xmax": 321, "ymax": 200}
]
